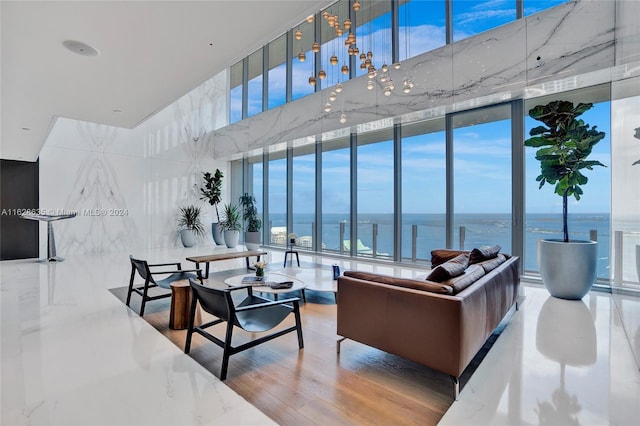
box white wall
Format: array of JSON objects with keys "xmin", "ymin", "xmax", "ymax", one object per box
[{"xmin": 39, "ymin": 71, "xmax": 229, "ymax": 255}]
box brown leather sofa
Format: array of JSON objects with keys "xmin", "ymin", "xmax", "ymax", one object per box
[{"xmin": 336, "ymin": 249, "xmax": 520, "ymax": 399}]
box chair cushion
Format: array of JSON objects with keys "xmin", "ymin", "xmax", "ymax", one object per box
[
  {"xmin": 430, "ymin": 249, "xmax": 469, "ymax": 267},
  {"xmin": 344, "ymin": 271, "xmax": 453, "ymax": 295},
  {"xmin": 442, "ymin": 264, "xmax": 486, "ymax": 293},
  {"xmin": 426, "ymin": 254, "xmax": 469, "ymax": 282},
  {"xmin": 468, "ymin": 245, "xmax": 501, "ymax": 265}
]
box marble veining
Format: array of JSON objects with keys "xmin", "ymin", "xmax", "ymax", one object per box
[{"xmin": 212, "ymin": 0, "xmax": 618, "ymax": 159}]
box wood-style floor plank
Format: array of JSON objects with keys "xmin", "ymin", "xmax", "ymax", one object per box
[{"xmin": 125, "ymin": 269, "xmax": 455, "ymax": 425}]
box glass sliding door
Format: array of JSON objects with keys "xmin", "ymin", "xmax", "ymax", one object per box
[
  {"xmin": 292, "ymin": 139, "xmax": 316, "ymax": 250},
  {"xmin": 267, "ymin": 147, "xmax": 287, "ymax": 247},
  {"xmin": 321, "ymin": 135, "xmax": 350, "ymax": 254},
  {"xmin": 452, "ymin": 104, "xmax": 513, "ymax": 253},
  {"xmin": 524, "ymin": 87, "xmax": 611, "ymax": 279},
  {"xmin": 357, "ymin": 127, "xmax": 394, "ymax": 260},
  {"xmin": 401, "ymin": 118, "xmax": 446, "ymax": 262}
]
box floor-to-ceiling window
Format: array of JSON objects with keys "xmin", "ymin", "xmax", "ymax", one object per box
[
  {"xmin": 353, "ymin": 0, "xmax": 392, "ymax": 78},
  {"xmin": 247, "ymin": 49, "xmax": 263, "ymax": 118},
  {"xmin": 452, "ymin": 104, "xmax": 513, "ymax": 253},
  {"xmin": 292, "ymin": 139, "xmax": 316, "ymax": 250},
  {"xmin": 398, "ymin": 0, "xmax": 446, "ymax": 61},
  {"xmin": 523, "ymin": 0, "xmax": 568, "ymax": 16},
  {"xmin": 229, "ymin": 61, "xmax": 243, "ymax": 124},
  {"xmin": 247, "ymin": 154, "xmax": 263, "ymax": 219},
  {"xmin": 321, "ymin": 134, "xmax": 351, "ymax": 254},
  {"xmin": 268, "ymin": 146, "xmax": 287, "ymax": 247},
  {"xmin": 268, "ymin": 34, "xmax": 287, "ymax": 110},
  {"xmin": 356, "ymin": 127, "xmax": 394, "ymax": 259},
  {"xmin": 524, "ymin": 87, "xmax": 611, "ymax": 279},
  {"xmin": 291, "ymin": 20, "xmax": 315, "ymax": 101},
  {"xmin": 401, "ymin": 118, "xmax": 446, "ymax": 262},
  {"xmin": 452, "ymin": 0, "xmax": 516, "ymax": 42}
]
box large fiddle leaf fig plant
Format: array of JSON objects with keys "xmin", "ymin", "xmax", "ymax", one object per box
[{"xmin": 524, "ymin": 100, "xmax": 606, "ymax": 242}]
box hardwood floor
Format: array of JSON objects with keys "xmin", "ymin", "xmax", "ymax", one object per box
[{"xmin": 133, "ymin": 269, "xmax": 455, "ymax": 425}]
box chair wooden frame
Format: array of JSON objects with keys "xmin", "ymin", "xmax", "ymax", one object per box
[
  {"xmin": 127, "ymin": 256, "xmax": 201, "ymax": 316},
  {"xmin": 185, "ymin": 278, "xmax": 304, "ymax": 380}
]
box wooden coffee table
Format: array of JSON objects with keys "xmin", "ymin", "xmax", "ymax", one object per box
[{"xmin": 224, "ymin": 272, "xmax": 306, "ymax": 302}]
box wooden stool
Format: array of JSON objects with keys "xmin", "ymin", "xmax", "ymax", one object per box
[{"xmin": 170, "ymin": 280, "xmax": 201, "ymax": 330}]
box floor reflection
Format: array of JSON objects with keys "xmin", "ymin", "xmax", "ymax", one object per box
[{"xmin": 535, "ymin": 297, "xmax": 597, "ymax": 425}]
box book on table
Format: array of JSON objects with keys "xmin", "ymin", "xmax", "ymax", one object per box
[{"xmin": 242, "ymin": 276, "xmax": 264, "ymax": 283}]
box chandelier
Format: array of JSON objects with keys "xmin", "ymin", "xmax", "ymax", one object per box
[{"xmin": 300, "ymin": 0, "xmax": 415, "ymax": 123}]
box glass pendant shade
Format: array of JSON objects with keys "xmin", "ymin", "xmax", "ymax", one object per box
[
  {"xmin": 335, "ymin": 83, "xmax": 343, "ymax": 92},
  {"xmin": 341, "ymin": 65, "xmax": 349, "ymax": 74},
  {"xmin": 306, "ymin": 15, "xmax": 314, "ymax": 23},
  {"xmin": 318, "ymin": 70, "xmax": 326, "ymax": 79},
  {"xmin": 329, "ymin": 92, "xmax": 337, "ymax": 102},
  {"xmin": 339, "ymin": 113, "xmax": 347, "ymax": 123},
  {"xmin": 312, "ymin": 42, "xmax": 320, "ymax": 53},
  {"xmin": 367, "ymin": 80, "xmax": 374, "ymax": 90},
  {"xmin": 381, "ymin": 64, "xmax": 389, "ymax": 73},
  {"xmin": 353, "ymin": 1, "xmax": 361, "ymax": 12},
  {"xmin": 324, "ymin": 103, "xmax": 332, "ymax": 112},
  {"xmin": 308, "ymin": 76, "xmax": 316, "ymax": 86},
  {"xmin": 295, "ymin": 30, "xmax": 302, "ymax": 40},
  {"xmin": 298, "ymin": 51, "xmax": 306, "ymax": 62},
  {"xmin": 343, "ymin": 19, "xmax": 352, "ymax": 30},
  {"xmin": 330, "ymin": 55, "xmax": 338, "ymax": 65}
]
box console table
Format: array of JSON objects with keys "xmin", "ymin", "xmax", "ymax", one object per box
[{"xmin": 19, "ymin": 212, "xmax": 76, "ymax": 261}]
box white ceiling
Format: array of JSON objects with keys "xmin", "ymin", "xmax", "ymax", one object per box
[{"xmin": 1, "ymin": 0, "xmax": 333, "ymax": 162}]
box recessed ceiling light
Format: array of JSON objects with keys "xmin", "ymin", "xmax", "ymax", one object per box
[{"xmin": 62, "ymin": 40, "xmax": 99, "ymax": 57}]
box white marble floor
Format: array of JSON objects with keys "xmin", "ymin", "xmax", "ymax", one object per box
[{"xmin": 1, "ymin": 245, "xmax": 639, "ymax": 425}]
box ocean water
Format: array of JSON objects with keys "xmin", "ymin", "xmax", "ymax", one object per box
[{"xmin": 267, "ymin": 213, "xmax": 611, "ymax": 279}]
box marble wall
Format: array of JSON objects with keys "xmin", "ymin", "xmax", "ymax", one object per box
[
  {"xmin": 212, "ymin": 0, "xmax": 618, "ymax": 158},
  {"xmin": 39, "ymin": 72, "xmax": 229, "ymax": 256}
]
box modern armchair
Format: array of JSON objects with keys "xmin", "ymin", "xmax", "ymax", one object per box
[
  {"xmin": 185, "ymin": 278, "xmax": 304, "ymax": 380},
  {"xmin": 127, "ymin": 256, "xmax": 201, "ymax": 316}
]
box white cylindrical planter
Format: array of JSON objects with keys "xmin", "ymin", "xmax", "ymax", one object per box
[
  {"xmin": 224, "ymin": 230, "xmax": 240, "ymax": 248},
  {"xmin": 245, "ymin": 231, "xmax": 261, "ymax": 251},
  {"xmin": 538, "ymin": 239, "xmax": 598, "ymax": 300},
  {"xmin": 180, "ymin": 229, "xmax": 197, "ymax": 248},
  {"xmin": 211, "ymin": 223, "xmax": 224, "ymax": 245}
]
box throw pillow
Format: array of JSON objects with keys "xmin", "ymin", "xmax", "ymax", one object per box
[
  {"xmin": 469, "ymin": 245, "xmax": 501, "ymax": 265},
  {"xmin": 443, "ymin": 264, "xmax": 486, "ymax": 293},
  {"xmin": 426, "ymin": 253, "xmax": 468, "ymax": 282},
  {"xmin": 430, "ymin": 249, "xmax": 468, "ymax": 267}
]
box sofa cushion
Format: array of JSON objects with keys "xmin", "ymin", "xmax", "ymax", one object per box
[
  {"xmin": 443, "ymin": 264, "xmax": 486, "ymax": 293},
  {"xmin": 477, "ymin": 253, "xmax": 507, "ymax": 273},
  {"xmin": 343, "ymin": 271, "xmax": 453, "ymax": 295},
  {"xmin": 469, "ymin": 245, "xmax": 501, "ymax": 265},
  {"xmin": 426, "ymin": 253, "xmax": 469, "ymax": 282},
  {"xmin": 430, "ymin": 249, "xmax": 469, "ymax": 267}
]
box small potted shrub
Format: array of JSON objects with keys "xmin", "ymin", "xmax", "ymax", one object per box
[
  {"xmin": 200, "ymin": 169, "xmax": 224, "ymax": 245},
  {"xmin": 177, "ymin": 205, "xmax": 205, "ymax": 247},
  {"xmin": 219, "ymin": 203, "xmax": 242, "ymax": 248},
  {"xmin": 239, "ymin": 193, "xmax": 261, "ymax": 250}
]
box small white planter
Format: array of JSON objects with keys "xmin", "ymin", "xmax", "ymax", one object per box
[
  {"xmin": 245, "ymin": 231, "xmax": 261, "ymax": 250},
  {"xmin": 224, "ymin": 230, "xmax": 240, "ymax": 248},
  {"xmin": 180, "ymin": 229, "xmax": 197, "ymax": 248},
  {"xmin": 538, "ymin": 239, "xmax": 598, "ymax": 300},
  {"xmin": 211, "ymin": 223, "xmax": 224, "ymax": 245}
]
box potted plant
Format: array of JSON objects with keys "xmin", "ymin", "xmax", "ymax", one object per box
[
  {"xmin": 200, "ymin": 169, "xmax": 224, "ymax": 245},
  {"xmin": 239, "ymin": 193, "xmax": 262, "ymax": 250},
  {"xmin": 219, "ymin": 203, "xmax": 242, "ymax": 248},
  {"xmin": 177, "ymin": 205, "xmax": 206, "ymax": 247},
  {"xmin": 525, "ymin": 100, "xmax": 606, "ymax": 299}
]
